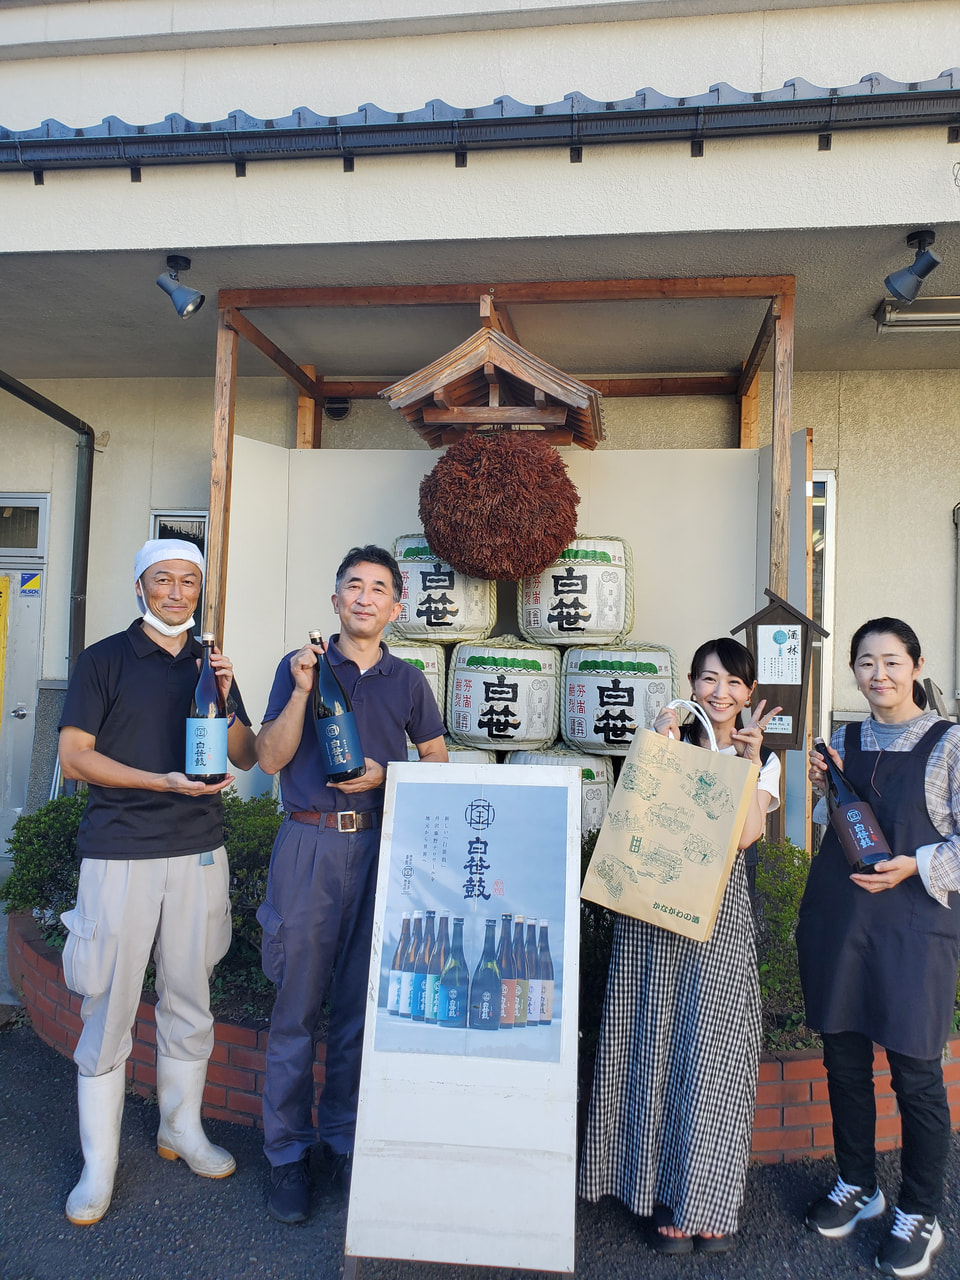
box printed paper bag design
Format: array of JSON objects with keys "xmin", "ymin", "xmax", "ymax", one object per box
[{"xmin": 581, "ymin": 727, "xmax": 759, "ymax": 942}]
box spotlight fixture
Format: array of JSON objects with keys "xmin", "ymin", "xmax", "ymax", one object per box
[
  {"xmin": 155, "ymin": 254, "xmax": 205, "ymax": 318},
  {"xmin": 883, "ymin": 229, "xmax": 942, "ymax": 303}
]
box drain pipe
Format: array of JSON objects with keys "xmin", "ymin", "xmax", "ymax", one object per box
[{"xmin": 0, "ymin": 368, "xmax": 94, "ymax": 675}]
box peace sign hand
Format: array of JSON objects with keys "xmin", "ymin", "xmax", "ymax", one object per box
[{"xmin": 730, "ymin": 698, "xmax": 782, "ymax": 762}]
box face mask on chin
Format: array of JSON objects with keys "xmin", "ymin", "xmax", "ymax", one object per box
[{"xmin": 140, "ymin": 607, "xmax": 196, "ymax": 638}]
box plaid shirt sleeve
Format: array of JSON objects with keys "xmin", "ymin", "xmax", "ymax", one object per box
[{"xmin": 920, "ymin": 726, "xmax": 960, "ymax": 899}]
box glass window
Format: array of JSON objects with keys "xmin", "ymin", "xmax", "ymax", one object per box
[
  {"xmin": 0, "ymin": 495, "xmax": 48, "ymax": 560},
  {"xmin": 0, "ymin": 504, "xmax": 40, "ymax": 549}
]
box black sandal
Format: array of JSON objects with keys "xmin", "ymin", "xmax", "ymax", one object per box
[
  {"xmin": 694, "ymin": 1234, "xmax": 734, "ymax": 1253},
  {"xmin": 650, "ymin": 1205, "xmax": 695, "ymax": 1255}
]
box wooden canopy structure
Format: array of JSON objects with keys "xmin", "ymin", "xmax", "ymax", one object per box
[
  {"xmin": 380, "ymin": 325, "xmax": 605, "ymax": 450},
  {"xmin": 205, "ymin": 274, "xmax": 796, "ymax": 635}
]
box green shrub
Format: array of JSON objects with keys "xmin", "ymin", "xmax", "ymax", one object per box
[
  {"xmin": 2, "ymin": 790, "xmax": 281, "ymax": 1019},
  {"xmin": 2, "ymin": 794, "xmax": 85, "ymax": 940},
  {"xmin": 755, "ymin": 835, "xmax": 819, "ymax": 1052}
]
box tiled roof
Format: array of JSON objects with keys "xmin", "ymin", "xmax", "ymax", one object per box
[{"xmin": 1, "ymin": 69, "xmax": 957, "ymax": 169}]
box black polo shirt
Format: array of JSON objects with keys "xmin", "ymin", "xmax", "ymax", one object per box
[{"xmin": 59, "ymin": 620, "xmax": 250, "ymax": 860}]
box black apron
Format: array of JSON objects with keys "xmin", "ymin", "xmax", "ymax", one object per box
[{"xmin": 797, "ymin": 720, "xmax": 960, "ymax": 1060}]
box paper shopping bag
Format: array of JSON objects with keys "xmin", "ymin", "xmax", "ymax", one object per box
[{"xmin": 581, "ymin": 713, "xmax": 759, "ymax": 942}]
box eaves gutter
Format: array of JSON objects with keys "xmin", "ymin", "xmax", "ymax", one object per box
[{"xmin": 2, "ymin": 74, "xmax": 958, "ymax": 173}]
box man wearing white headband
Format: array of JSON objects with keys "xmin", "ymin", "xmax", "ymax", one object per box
[{"xmin": 56, "ymin": 539, "xmax": 258, "ymax": 1226}]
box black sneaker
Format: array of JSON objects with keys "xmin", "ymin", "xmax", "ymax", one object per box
[
  {"xmin": 267, "ymin": 1156, "xmax": 311, "ymax": 1224},
  {"xmin": 876, "ymin": 1209, "xmax": 943, "ymax": 1278},
  {"xmin": 805, "ymin": 1176, "xmax": 886, "ymax": 1238}
]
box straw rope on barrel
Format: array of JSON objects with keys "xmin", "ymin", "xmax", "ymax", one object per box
[
  {"xmin": 517, "ymin": 536, "xmax": 634, "ymax": 647},
  {"xmin": 561, "ymin": 643, "xmax": 679, "ymax": 756},
  {"xmin": 447, "ymin": 634, "xmax": 561, "ymax": 752}
]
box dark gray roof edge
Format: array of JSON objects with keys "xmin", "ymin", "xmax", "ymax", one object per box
[{"xmin": 1, "ymin": 70, "xmax": 957, "ymax": 171}]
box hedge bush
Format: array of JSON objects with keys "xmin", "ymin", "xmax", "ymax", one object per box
[{"xmin": 2, "ymin": 790, "xmax": 281, "ymax": 1021}]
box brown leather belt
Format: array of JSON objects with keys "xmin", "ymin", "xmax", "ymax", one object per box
[{"xmin": 289, "ymin": 809, "xmax": 380, "ymax": 832}]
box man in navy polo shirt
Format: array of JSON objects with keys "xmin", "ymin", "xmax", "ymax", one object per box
[
  {"xmin": 256, "ymin": 544, "xmax": 446, "ymax": 1224},
  {"xmin": 57, "ymin": 539, "xmax": 258, "ymax": 1226}
]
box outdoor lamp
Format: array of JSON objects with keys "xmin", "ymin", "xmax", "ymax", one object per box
[
  {"xmin": 155, "ymin": 254, "xmax": 205, "ymax": 318},
  {"xmin": 883, "ymin": 230, "xmax": 942, "ymax": 303}
]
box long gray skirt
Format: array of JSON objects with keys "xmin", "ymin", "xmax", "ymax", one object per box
[{"xmin": 578, "ymin": 856, "xmax": 761, "ymax": 1237}]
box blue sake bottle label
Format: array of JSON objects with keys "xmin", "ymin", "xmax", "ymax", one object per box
[
  {"xmin": 318, "ymin": 711, "xmax": 364, "ymax": 774},
  {"xmin": 387, "ymin": 969, "xmax": 402, "ymax": 1013},
  {"xmin": 185, "ymin": 718, "xmax": 228, "ymax": 775},
  {"xmin": 439, "ymin": 983, "xmax": 467, "ymax": 1022},
  {"xmin": 841, "ymin": 804, "xmax": 883, "ymax": 850}
]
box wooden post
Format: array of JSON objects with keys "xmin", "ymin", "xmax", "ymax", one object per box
[
  {"xmin": 296, "ymin": 364, "xmax": 323, "ymax": 448},
  {"xmin": 204, "ymin": 310, "xmax": 238, "ymax": 643},
  {"xmin": 769, "ymin": 293, "xmax": 794, "ymax": 598},
  {"xmin": 768, "ymin": 293, "xmax": 795, "ymax": 844},
  {"xmin": 739, "ymin": 367, "xmax": 759, "ymax": 448}
]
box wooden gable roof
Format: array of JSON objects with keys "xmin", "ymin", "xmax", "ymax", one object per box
[{"xmin": 380, "ymin": 326, "xmax": 605, "ymax": 450}]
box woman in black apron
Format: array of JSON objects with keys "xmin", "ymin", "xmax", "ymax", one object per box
[{"xmin": 798, "ymin": 618, "xmax": 960, "ymax": 1280}]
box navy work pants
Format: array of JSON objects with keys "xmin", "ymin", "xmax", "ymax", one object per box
[
  {"xmin": 822, "ymin": 1029, "xmax": 951, "ymax": 1216},
  {"xmin": 258, "ymin": 816, "xmax": 380, "ymax": 1165}
]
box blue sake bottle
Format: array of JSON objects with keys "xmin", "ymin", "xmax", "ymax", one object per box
[{"xmin": 308, "ymin": 630, "xmax": 365, "ymax": 783}]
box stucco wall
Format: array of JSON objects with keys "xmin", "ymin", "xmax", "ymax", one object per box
[
  {"xmin": 0, "ymin": 377, "xmax": 296, "ymax": 677},
  {"xmin": 6, "ymin": 369, "xmax": 957, "ymax": 711},
  {"xmin": 1, "ymin": 3, "xmax": 958, "ymax": 257},
  {"xmin": 758, "ymin": 369, "xmax": 960, "ymax": 713},
  {"xmin": 1, "ymin": 2, "xmax": 956, "ymax": 125}
]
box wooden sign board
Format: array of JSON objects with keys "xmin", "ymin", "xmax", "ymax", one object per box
[
  {"xmin": 733, "ymin": 589, "xmax": 828, "ymax": 752},
  {"xmin": 345, "ymin": 762, "xmax": 582, "ymax": 1273}
]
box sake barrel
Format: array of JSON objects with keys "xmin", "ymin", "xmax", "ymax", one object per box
[
  {"xmin": 389, "ymin": 534, "xmax": 495, "ymax": 642},
  {"xmin": 518, "ymin": 536, "xmax": 634, "ymax": 646},
  {"xmin": 447, "ymin": 636, "xmax": 560, "ymax": 752},
  {"xmin": 507, "ymin": 745, "xmax": 613, "ymax": 834},
  {"xmin": 389, "ymin": 641, "xmax": 446, "ymax": 720},
  {"xmin": 561, "ymin": 645, "xmax": 677, "ymax": 756}
]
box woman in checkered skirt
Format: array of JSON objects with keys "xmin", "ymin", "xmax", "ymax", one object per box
[{"xmin": 579, "ymin": 637, "xmax": 781, "ymax": 1254}]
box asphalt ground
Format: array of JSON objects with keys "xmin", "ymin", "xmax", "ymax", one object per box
[{"xmin": 2, "ymin": 1021, "xmax": 960, "ymax": 1280}]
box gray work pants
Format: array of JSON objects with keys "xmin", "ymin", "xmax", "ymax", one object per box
[{"xmin": 61, "ymin": 848, "xmax": 232, "ymax": 1077}]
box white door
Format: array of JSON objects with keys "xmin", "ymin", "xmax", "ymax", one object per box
[{"xmin": 0, "ymin": 568, "xmax": 43, "ymax": 849}]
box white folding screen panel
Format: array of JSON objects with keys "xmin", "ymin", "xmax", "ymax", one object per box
[{"xmin": 346, "ymin": 762, "xmax": 581, "ymax": 1272}]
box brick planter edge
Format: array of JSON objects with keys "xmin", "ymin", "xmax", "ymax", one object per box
[{"xmin": 9, "ymin": 909, "xmax": 960, "ymax": 1158}]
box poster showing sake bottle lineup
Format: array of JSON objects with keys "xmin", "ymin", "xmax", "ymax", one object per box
[{"xmin": 373, "ymin": 777, "xmax": 568, "ymax": 1062}]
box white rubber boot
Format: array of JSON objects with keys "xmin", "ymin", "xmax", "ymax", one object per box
[
  {"xmin": 65, "ymin": 1063, "xmax": 126, "ymax": 1226},
  {"xmin": 156, "ymin": 1054, "xmax": 235, "ymax": 1178}
]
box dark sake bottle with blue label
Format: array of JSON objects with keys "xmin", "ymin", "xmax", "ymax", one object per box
[
  {"xmin": 468, "ymin": 918, "xmax": 501, "ymax": 1031},
  {"xmin": 815, "ymin": 737, "xmax": 892, "ymax": 872},
  {"xmin": 424, "ymin": 913, "xmax": 449, "ymax": 1024},
  {"xmin": 387, "ymin": 913, "xmax": 411, "ymax": 1015},
  {"xmin": 308, "ymin": 631, "xmax": 365, "ymax": 783},
  {"xmin": 437, "ymin": 916, "xmax": 469, "ymax": 1028},
  {"xmin": 399, "ymin": 911, "xmax": 423, "ymax": 1019},
  {"xmin": 185, "ymin": 633, "xmax": 228, "ymax": 783},
  {"xmin": 412, "ymin": 910, "xmax": 436, "ymax": 1022}
]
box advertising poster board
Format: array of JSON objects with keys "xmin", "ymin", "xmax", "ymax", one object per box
[{"xmin": 346, "ymin": 762, "xmax": 581, "ymax": 1272}]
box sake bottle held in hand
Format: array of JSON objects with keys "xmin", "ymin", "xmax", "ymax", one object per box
[
  {"xmin": 308, "ymin": 630, "xmax": 366, "ymax": 783},
  {"xmin": 185, "ymin": 633, "xmax": 228, "ymax": 783},
  {"xmin": 815, "ymin": 737, "xmax": 892, "ymax": 873}
]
